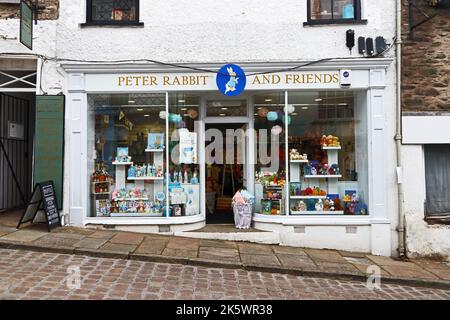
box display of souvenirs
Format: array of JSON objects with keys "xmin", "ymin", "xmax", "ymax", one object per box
[
  {"xmin": 96, "ymin": 200, "xmax": 111, "ymax": 217},
  {"xmin": 147, "ymin": 133, "xmax": 165, "ymax": 150},
  {"xmin": 320, "ymin": 135, "xmax": 341, "ymax": 148},
  {"xmin": 94, "ymin": 182, "xmax": 109, "ymax": 194},
  {"xmin": 289, "ymin": 149, "xmax": 308, "ymax": 161},
  {"xmin": 300, "ymin": 187, "xmax": 327, "ymax": 196},
  {"xmin": 343, "ymin": 190, "xmax": 368, "ymax": 215},
  {"xmin": 304, "ymin": 162, "xmax": 340, "ymax": 176},
  {"xmin": 92, "ymin": 163, "xmax": 110, "ymax": 182},
  {"xmin": 255, "ymin": 171, "xmax": 286, "ymax": 186},
  {"xmin": 290, "ymin": 182, "xmax": 302, "ymax": 196},
  {"xmin": 291, "ymin": 200, "xmax": 307, "ymax": 212},
  {"xmin": 127, "ymin": 164, "xmax": 164, "ymax": 178},
  {"xmin": 116, "ymin": 147, "xmax": 131, "ymax": 162}
]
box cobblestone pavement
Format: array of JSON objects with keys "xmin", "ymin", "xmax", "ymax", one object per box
[{"xmin": 1, "ymin": 249, "xmax": 449, "ymax": 300}]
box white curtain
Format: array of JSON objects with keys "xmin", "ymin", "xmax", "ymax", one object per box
[{"xmin": 425, "ymin": 145, "xmax": 450, "ymax": 215}]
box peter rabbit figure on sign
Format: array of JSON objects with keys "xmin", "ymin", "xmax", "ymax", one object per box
[{"xmin": 216, "ymin": 64, "xmax": 246, "ymax": 97}]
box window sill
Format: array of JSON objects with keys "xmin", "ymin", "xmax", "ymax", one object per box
[
  {"xmin": 80, "ymin": 21, "xmax": 144, "ymax": 28},
  {"xmin": 425, "ymin": 215, "xmax": 450, "ymax": 225},
  {"xmin": 303, "ymin": 19, "xmax": 368, "ymax": 26}
]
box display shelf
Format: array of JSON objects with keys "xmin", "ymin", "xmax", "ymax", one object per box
[
  {"xmin": 290, "ymin": 210, "xmax": 345, "ymax": 215},
  {"xmin": 322, "ymin": 146, "xmax": 341, "ymax": 150},
  {"xmin": 304, "ymin": 175, "xmax": 342, "ymax": 179},
  {"xmin": 110, "ymin": 212, "xmax": 164, "ymax": 217},
  {"xmin": 92, "ymin": 181, "xmax": 110, "ymax": 184},
  {"xmin": 290, "ymin": 195, "xmax": 327, "ymax": 200},
  {"xmin": 112, "ymin": 161, "xmax": 133, "ymax": 165},
  {"xmin": 112, "ymin": 197, "xmax": 149, "ymax": 201},
  {"xmin": 290, "ymin": 160, "xmax": 309, "ymax": 163},
  {"xmin": 145, "ymin": 149, "xmax": 164, "ymax": 153},
  {"xmin": 127, "ymin": 176, "xmax": 164, "ymax": 180},
  {"xmin": 93, "ymin": 192, "xmax": 110, "ymax": 195}
]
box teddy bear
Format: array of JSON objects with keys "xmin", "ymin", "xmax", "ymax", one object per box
[{"xmin": 290, "ymin": 149, "xmax": 301, "ymax": 160}]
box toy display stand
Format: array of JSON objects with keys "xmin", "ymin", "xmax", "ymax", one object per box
[
  {"xmin": 109, "ymin": 149, "xmax": 165, "ymax": 217},
  {"xmin": 290, "ymin": 146, "xmax": 344, "ymax": 215}
]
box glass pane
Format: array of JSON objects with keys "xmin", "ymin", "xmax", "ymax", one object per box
[
  {"xmin": 287, "ymin": 91, "xmax": 368, "ymax": 215},
  {"xmin": 87, "ymin": 93, "xmax": 167, "ymax": 217},
  {"xmin": 206, "ymin": 100, "xmax": 247, "ymax": 117},
  {"xmin": 253, "ymin": 92, "xmax": 287, "ymax": 216},
  {"xmin": 168, "ymin": 93, "xmax": 201, "ymax": 217},
  {"xmin": 91, "ymin": 0, "xmax": 137, "ymax": 22},
  {"xmin": 425, "ymin": 145, "xmax": 450, "ymax": 215},
  {"xmin": 333, "ymin": 0, "xmax": 356, "ymax": 19},
  {"xmin": 310, "ymin": 0, "xmax": 333, "ymax": 20}
]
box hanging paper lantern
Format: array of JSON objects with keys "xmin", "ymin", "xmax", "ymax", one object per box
[
  {"xmin": 271, "ymin": 125, "xmax": 283, "ymax": 135},
  {"xmin": 170, "ymin": 114, "xmax": 182, "ymax": 123},
  {"xmin": 267, "ymin": 111, "xmax": 278, "ymax": 121},
  {"xmin": 284, "ymin": 104, "xmax": 295, "ymax": 114},
  {"xmin": 282, "ymin": 115, "xmax": 292, "ymax": 125},
  {"xmin": 257, "ymin": 107, "xmax": 269, "ymax": 118},
  {"xmin": 159, "ymin": 111, "xmax": 167, "ymax": 119},
  {"xmin": 187, "ymin": 109, "xmax": 198, "ymax": 119}
]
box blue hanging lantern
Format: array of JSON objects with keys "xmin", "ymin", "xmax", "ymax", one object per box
[{"xmin": 267, "ymin": 111, "xmax": 278, "ymax": 121}]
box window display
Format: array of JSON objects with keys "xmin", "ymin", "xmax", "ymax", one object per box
[
  {"xmin": 88, "ymin": 93, "xmax": 168, "ymax": 217},
  {"xmin": 287, "ymin": 91, "xmax": 368, "ymax": 215},
  {"xmin": 253, "ymin": 93, "xmax": 287, "ymax": 216}
]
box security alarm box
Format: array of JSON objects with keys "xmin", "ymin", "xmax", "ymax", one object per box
[{"xmin": 339, "ymin": 70, "xmax": 352, "ymax": 88}]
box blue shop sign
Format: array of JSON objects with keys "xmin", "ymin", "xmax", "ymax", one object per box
[{"xmin": 216, "ymin": 64, "xmax": 246, "ymax": 96}]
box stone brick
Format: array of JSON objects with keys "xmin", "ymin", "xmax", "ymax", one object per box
[{"xmin": 0, "ymin": 1, "xmax": 59, "ymax": 20}]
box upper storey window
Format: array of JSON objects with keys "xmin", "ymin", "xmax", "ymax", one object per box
[
  {"xmin": 85, "ymin": 0, "xmax": 142, "ymax": 26},
  {"xmin": 305, "ymin": 0, "xmax": 366, "ymax": 25}
]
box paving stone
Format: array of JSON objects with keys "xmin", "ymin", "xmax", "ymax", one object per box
[
  {"xmin": 238, "ymin": 243, "xmax": 274, "ymax": 255},
  {"xmin": 314, "ymin": 261, "xmax": 362, "ymax": 275},
  {"xmin": 74, "ymin": 237, "xmax": 108, "ymax": 250},
  {"xmin": 344, "ymin": 256, "xmax": 373, "ymax": 265},
  {"xmin": 198, "ymin": 247, "xmax": 240, "ymax": 262},
  {"xmin": 32, "ymin": 234, "xmax": 81, "ymax": 248},
  {"xmin": 339, "ymin": 250, "xmax": 369, "ymax": 258},
  {"xmin": 382, "ymin": 265, "xmax": 439, "ymax": 280},
  {"xmin": 412, "ymin": 259, "xmax": 450, "ymax": 271},
  {"xmin": 240, "ymin": 254, "xmax": 281, "ymax": 268},
  {"xmin": 99, "ymin": 242, "xmax": 137, "ymax": 254},
  {"xmin": 352, "ymin": 263, "xmax": 390, "ymax": 277},
  {"xmin": 0, "ymin": 229, "xmax": 47, "ymax": 242},
  {"xmin": 144, "ymin": 233, "xmax": 170, "ymax": 240},
  {"xmin": 199, "ymin": 239, "xmax": 237, "ymax": 249},
  {"xmin": 426, "ymin": 269, "xmax": 450, "ymax": 281},
  {"xmin": 52, "ymin": 227, "xmax": 95, "ymax": 236},
  {"xmin": 272, "ymin": 245, "xmax": 307, "ymax": 256},
  {"xmin": 110, "ymin": 233, "xmax": 145, "ymax": 245},
  {"xmin": 87, "ymin": 230, "xmax": 116, "ymax": 240},
  {"xmin": 135, "ymin": 240, "xmax": 168, "ymax": 255},
  {"xmin": 43, "ymin": 232, "xmax": 86, "ymax": 241},
  {"xmin": 366, "ymin": 255, "xmax": 416, "ymax": 267},
  {"xmin": 304, "ymin": 249, "xmax": 347, "ymax": 263},
  {"xmin": 162, "ymin": 248, "xmax": 198, "ymax": 258},
  {"xmin": 0, "ymin": 225, "xmax": 18, "ymax": 234},
  {"xmin": 166, "ymin": 237, "xmax": 199, "ymax": 251},
  {"xmin": 276, "ymin": 253, "xmax": 316, "ymax": 269}
]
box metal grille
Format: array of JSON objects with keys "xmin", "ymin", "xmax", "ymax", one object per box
[
  {"xmin": 0, "ymin": 94, "xmax": 31, "ymax": 210},
  {"xmin": 91, "ymin": 0, "xmax": 138, "ymax": 22}
]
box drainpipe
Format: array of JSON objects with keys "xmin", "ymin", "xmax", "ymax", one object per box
[{"xmin": 395, "ymin": 0, "xmax": 406, "ymax": 258}]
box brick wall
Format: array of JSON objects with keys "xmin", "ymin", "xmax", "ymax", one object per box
[
  {"xmin": 0, "ymin": 1, "xmax": 59, "ymax": 20},
  {"xmin": 402, "ymin": 0, "xmax": 450, "ymax": 113}
]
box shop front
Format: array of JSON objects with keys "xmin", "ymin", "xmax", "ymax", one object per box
[{"xmin": 63, "ymin": 59, "xmax": 393, "ymax": 255}]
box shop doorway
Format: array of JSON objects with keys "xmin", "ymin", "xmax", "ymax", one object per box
[{"xmin": 205, "ymin": 122, "xmax": 247, "ymax": 224}]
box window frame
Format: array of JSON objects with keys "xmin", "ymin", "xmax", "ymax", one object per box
[
  {"xmin": 304, "ymin": 0, "xmax": 367, "ymax": 26},
  {"xmin": 84, "ymin": 0, "xmax": 143, "ymax": 27}
]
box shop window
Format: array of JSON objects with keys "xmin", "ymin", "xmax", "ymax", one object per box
[
  {"xmin": 206, "ymin": 100, "xmax": 247, "ymax": 117},
  {"xmin": 253, "ymin": 92, "xmax": 287, "ymax": 216},
  {"xmin": 287, "ymin": 91, "xmax": 369, "ymax": 215},
  {"xmin": 85, "ymin": 0, "xmax": 142, "ymax": 25},
  {"xmin": 168, "ymin": 93, "xmax": 201, "ymax": 217},
  {"xmin": 305, "ymin": 0, "xmax": 366, "ymax": 25},
  {"xmin": 424, "ymin": 145, "xmax": 450, "ymax": 217},
  {"xmin": 87, "ymin": 94, "xmax": 168, "ymax": 218}
]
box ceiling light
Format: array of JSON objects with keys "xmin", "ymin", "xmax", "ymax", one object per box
[
  {"xmin": 219, "ymin": 113, "xmax": 226, "ymax": 116},
  {"xmin": 137, "ymin": 108, "xmax": 144, "ymax": 111},
  {"xmin": 221, "ymin": 107, "xmax": 228, "ymax": 110},
  {"xmin": 257, "ymin": 107, "xmax": 262, "ymax": 110},
  {"xmin": 144, "ymin": 114, "xmax": 150, "ymax": 117},
  {"xmin": 128, "ymin": 100, "xmax": 135, "ymax": 104},
  {"xmin": 265, "ymin": 99, "xmax": 273, "ymax": 102},
  {"xmin": 338, "ymin": 103, "xmax": 348, "ymax": 106},
  {"xmin": 292, "ymin": 112, "xmax": 298, "ymax": 116},
  {"xmin": 315, "ymin": 98, "xmax": 323, "ymax": 102},
  {"xmin": 183, "ymin": 114, "xmax": 189, "ymax": 117},
  {"xmin": 301, "ymin": 107, "xmax": 309, "ymax": 110},
  {"xmin": 178, "ymin": 99, "xmax": 186, "ymax": 103},
  {"xmin": 181, "ymin": 108, "xmax": 188, "ymax": 111}
]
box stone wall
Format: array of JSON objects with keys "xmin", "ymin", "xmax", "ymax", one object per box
[
  {"xmin": 402, "ymin": 0, "xmax": 450, "ymax": 112},
  {"xmin": 0, "ymin": 1, "xmax": 59, "ymax": 20}
]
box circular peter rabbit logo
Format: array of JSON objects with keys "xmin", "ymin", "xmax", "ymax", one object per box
[{"xmin": 216, "ymin": 64, "xmax": 246, "ymax": 96}]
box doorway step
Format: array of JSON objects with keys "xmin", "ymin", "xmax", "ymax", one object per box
[{"xmin": 175, "ymin": 224, "xmax": 281, "ymax": 245}]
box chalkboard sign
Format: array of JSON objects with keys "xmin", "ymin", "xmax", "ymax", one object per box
[
  {"xmin": 34, "ymin": 95, "xmax": 65, "ymax": 210},
  {"xmin": 17, "ymin": 181, "xmax": 61, "ymax": 232}
]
